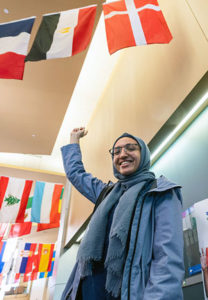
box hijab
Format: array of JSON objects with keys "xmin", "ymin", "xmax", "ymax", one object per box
[{"xmin": 77, "ymin": 133, "xmax": 155, "ymax": 297}]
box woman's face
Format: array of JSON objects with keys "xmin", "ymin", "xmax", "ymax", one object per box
[{"xmin": 113, "ymin": 137, "xmax": 141, "ymax": 176}]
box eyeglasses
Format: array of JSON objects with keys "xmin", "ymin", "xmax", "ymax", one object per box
[{"xmin": 109, "ymin": 143, "xmax": 139, "ymax": 156}]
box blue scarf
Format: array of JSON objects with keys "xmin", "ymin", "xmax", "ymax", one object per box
[{"xmin": 77, "ymin": 133, "xmax": 155, "ymax": 297}]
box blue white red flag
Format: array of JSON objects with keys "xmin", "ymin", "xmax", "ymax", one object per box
[
  {"xmin": 0, "ymin": 17, "xmax": 35, "ymax": 79},
  {"xmin": 13, "ymin": 242, "xmax": 37, "ymax": 274}
]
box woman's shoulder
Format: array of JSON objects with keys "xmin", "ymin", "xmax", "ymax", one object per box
[{"xmin": 149, "ymin": 175, "xmax": 181, "ymax": 193}]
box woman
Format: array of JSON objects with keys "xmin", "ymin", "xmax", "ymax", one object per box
[{"xmin": 61, "ymin": 127, "xmax": 184, "ymax": 300}]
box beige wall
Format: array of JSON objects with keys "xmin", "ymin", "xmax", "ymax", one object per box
[
  {"xmin": 0, "ymin": 166, "xmax": 65, "ymax": 183},
  {"xmin": 65, "ymin": 0, "xmax": 208, "ymax": 244}
]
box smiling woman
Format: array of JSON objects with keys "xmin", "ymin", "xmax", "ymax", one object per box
[
  {"xmin": 60, "ymin": 127, "xmax": 184, "ymax": 300},
  {"xmin": 112, "ymin": 136, "xmax": 141, "ymax": 176}
]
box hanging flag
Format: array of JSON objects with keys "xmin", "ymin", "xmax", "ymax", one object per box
[
  {"xmin": 23, "ymin": 271, "xmax": 38, "ymax": 282},
  {"xmin": 0, "ymin": 176, "xmax": 33, "ymax": 223},
  {"xmin": 103, "ymin": 0, "xmax": 172, "ymax": 54},
  {"xmin": 0, "ymin": 17, "xmax": 35, "ymax": 79},
  {"xmin": 31, "ymin": 182, "xmax": 63, "ymax": 224},
  {"xmin": 8, "ymin": 222, "xmax": 32, "ymax": 238},
  {"xmin": 7, "ymin": 272, "xmax": 21, "ymax": 285},
  {"xmin": 13, "ymin": 242, "xmax": 37, "ymax": 274},
  {"xmin": 0, "ymin": 239, "xmax": 17, "ymax": 274},
  {"xmin": 39, "ymin": 251, "xmax": 55, "ymax": 278},
  {"xmin": 37, "ymin": 221, "xmax": 60, "ymax": 231},
  {"xmin": 38, "ymin": 244, "xmax": 55, "ymax": 272},
  {"xmin": 0, "ymin": 242, "xmax": 6, "ymax": 273},
  {"xmin": 26, "ymin": 5, "xmax": 97, "ymax": 62},
  {"xmin": 0, "ymin": 224, "xmax": 8, "ymax": 241},
  {"xmin": 36, "ymin": 186, "xmax": 63, "ymax": 230}
]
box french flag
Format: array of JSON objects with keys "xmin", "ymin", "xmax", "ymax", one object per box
[{"xmin": 0, "ymin": 17, "xmax": 35, "ymax": 80}]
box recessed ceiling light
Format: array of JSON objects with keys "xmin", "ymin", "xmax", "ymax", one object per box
[
  {"xmin": 3, "ymin": 8, "xmax": 9, "ymax": 14},
  {"xmin": 32, "ymin": 134, "xmax": 36, "ymax": 137}
]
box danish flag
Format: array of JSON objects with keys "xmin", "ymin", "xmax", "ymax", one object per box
[{"xmin": 103, "ymin": 0, "xmax": 172, "ymax": 54}]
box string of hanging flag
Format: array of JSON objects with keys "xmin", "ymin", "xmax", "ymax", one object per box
[
  {"xmin": 0, "ymin": 0, "xmax": 172, "ymax": 80},
  {"xmin": 0, "ymin": 240, "xmax": 56, "ymax": 284},
  {"xmin": 0, "ymin": 176, "xmax": 64, "ymax": 239}
]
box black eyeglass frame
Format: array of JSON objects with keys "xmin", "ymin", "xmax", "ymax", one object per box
[{"xmin": 109, "ymin": 143, "xmax": 139, "ymax": 156}]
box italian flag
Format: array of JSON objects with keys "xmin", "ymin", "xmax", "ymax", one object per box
[
  {"xmin": 26, "ymin": 5, "xmax": 97, "ymax": 61},
  {"xmin": 0, "ymin": 176, "xmax": 33, "ymax": 223}
]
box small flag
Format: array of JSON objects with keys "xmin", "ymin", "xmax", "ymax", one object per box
[
  {"xmin": 103, "ymin": 0, "xmax": 172, "ymax": 54},
  {"xmin": 8, "ymin": 222, "xmax": 32, "ymax": 238},
  {"xmin": 23, "ymin": 271, "xmax": 38, "ymax": 282},
  {"xmin": 26, "ymin": 5, "xmax": 97, "ymax": 61},
  {"xmin": 14, "ymin": 273, "xmax": 21, "ymax": 283},
  {"xmin": 7, "ymin": 272, "xmax": 21, "ymax": 285},
  {"xmin": 38, "ymin": 244, "xmax": 55, "ymax": 272},
  {"xmin": 31, "ymin": 182, "xmax": 63, "ymax": 224},
  {"xmin": 13, "ymin": 241, "xmax": 37, "ymax": 274},
  {"xmin": 0, "ymin": 239, "xmax": 17, "ymax": 273},
  {"xmin": 0, "ymin": 17, "xmax": 35, "ymax": 79},
  {"xmin": 39, "ymin": 251, "xmax": 55, "ymax": 278}
]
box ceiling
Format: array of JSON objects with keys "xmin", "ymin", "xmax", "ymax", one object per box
[{"xmin": 0, "ymin": 0, "xmax": 104, "ymax": 155}]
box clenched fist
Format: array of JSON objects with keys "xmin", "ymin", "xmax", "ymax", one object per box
[{"xmin": 70, "ymin": 127, "xmax": 88, "ymax": 144}]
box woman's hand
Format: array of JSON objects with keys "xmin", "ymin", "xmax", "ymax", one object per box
[{"xmin": 70, "ymin": 127, "xmax": 88, "ymax": 144}]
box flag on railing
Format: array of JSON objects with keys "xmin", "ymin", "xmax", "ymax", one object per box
[
  {"xmin": 0, "ymin": 17, "xmax": 35, "ymax": 79},
  {"xmin": 0, "ymin": 176, "xmax": 33, "ymax": 223},
  {"xmin": 31, "ymin": 182, "xmax": 63, "ymax": 224},
  {"xmin": 26, "ymin": 5, "xmax": 97, "ymax": 61},
  {"xmin": 103, "ymin": 0, "xmax": 172, "ymax": 54}
]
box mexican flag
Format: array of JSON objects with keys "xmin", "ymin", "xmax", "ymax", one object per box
[{"xmin": 26, "ymin": 5, "xmax": 97, "ymax": 61}]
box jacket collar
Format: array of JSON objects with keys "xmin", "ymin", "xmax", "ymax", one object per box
[{"xmin": 148, "ymin": 175, "xmax": 181, "ymax": 193}]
